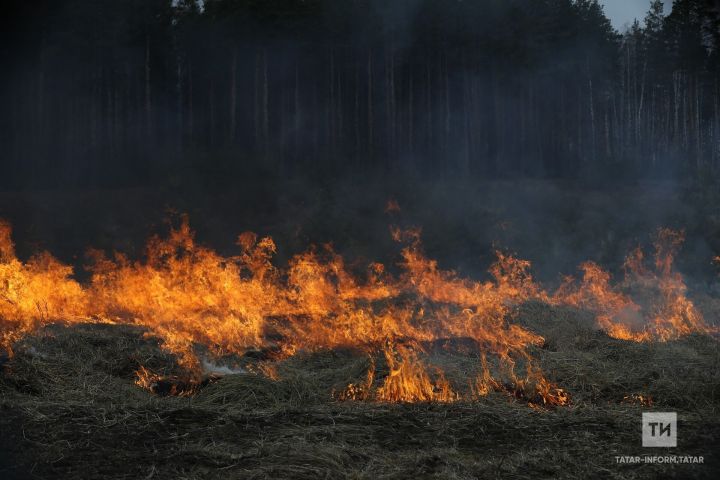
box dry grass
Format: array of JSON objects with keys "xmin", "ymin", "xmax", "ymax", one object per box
[{"xmin": 1, "ymin": 304, "xmax": 719, "ymax": 479}]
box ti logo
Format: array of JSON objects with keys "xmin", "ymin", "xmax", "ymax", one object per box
[{"xmin": 642, "ymin": 412, "xmax": 677, "ymax": 447}]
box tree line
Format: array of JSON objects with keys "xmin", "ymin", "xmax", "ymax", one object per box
[{"xmin": 1, "ymin": 0, "xmax": 719, "ymax": 188}]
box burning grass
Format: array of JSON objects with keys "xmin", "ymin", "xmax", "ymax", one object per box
[
  {"xmin": 553, "ymin": 228, "xmax": 711, "ymax": 342},
  {"xmin": 1, "ymin": 212, "xmax": 719, "ymax": 476},
  {"xmin": 1, "ymin": 217, "xmax": 715, "ymax": 407},
  {"xmin": 1, "ymin": 217, "xmax": 571, "ymax": 405},
  {"xmin": 1, "ymin": 307, "xmax": 718, "ymax": 479}
]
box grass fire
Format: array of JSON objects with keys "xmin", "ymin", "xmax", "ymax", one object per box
[
  {"xmin": 1, "ymin": 196, "xmax": 719, "ymax": 477},
  {"xmin": 3, "ymin": 0, "xmax": 720, "ymax": 477}
]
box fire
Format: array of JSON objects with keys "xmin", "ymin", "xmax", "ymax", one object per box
[
  {"xmin": 0, "ymin": 217, "xmax": 713, "ymax": 405},
  {"xmin": 385, "ymin": 199, "xmax": 401, "ymax": 214},
  {"xmin": 0, "ymin": 221, "xmax": 88, "ymax": 354},
  {"xmin": 86, "ymin": 218, "xmax": 277, "ymax": 368},
  {"xmin": 375, "ymin": 343, "xmax": 458, "ymax": 403},
  {"xmin": 553, "ymin": 261, "xmax": 644, "ymax": 341},
  {"xmin": 134, "ymin": 365, "xmax": 215, "ymax": 396},
  {"xmin": 622, "ymin": 393, "xmax": 653, "ymax": 406},
  {"xmin": 134, "ymin": 365, "xmax": 160, "ymax": 391},
  {"xmin": 553, "ymin": 229, "xmax": 713, "ymax": 341}
]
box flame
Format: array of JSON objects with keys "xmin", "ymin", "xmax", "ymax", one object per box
[
  {"xmin": 553, "ymin": 262, "xmax": 644, "ymax": 340},
  {"xmin": 0, "ymin": 218, "xmax": 712, "ymax": 405},
  {"xmin": 0, "ymin": 221, "xmax": 88, "ymax": 354},
  {"xmin": 553, "ymin": 229, "xmax": 713, "ymax": 341},
  {"xmin": 622, "ymin": 393, "xmax": 653, "ymax": 406},
  {"xmin": 86, "ymin": 219, "xmax": 274, "ymax": 368},
  {"xmin": 134, "ymin": 365, "xmax": 159, "ymax": 391},
  {"xmin": 134, "ymin": 365, "xmax": 211, "ymax": 396},
  {"xmin": 385, "ymin": 199, "xmax": 401, "ymax": 214},
  {"xmin": 376, "ymin": 343, "xmax": 458, "ymax": 403}
]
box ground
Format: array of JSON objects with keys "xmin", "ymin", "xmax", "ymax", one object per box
[{"xmin": 1, "ymin": 302, "xmax": 718, "ymax": 479}]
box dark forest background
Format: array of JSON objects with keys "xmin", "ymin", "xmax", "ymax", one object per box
[{"xmin": 1, "ymin": 0, "xmax": 719, "ymax": 189}]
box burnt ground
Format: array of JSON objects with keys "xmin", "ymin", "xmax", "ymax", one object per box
[
  {"xmin": 0, "ymin": 412, "xmax": 28, "ymax": 480},
  {"xmin": 1, "ymin": 178, "xmax": 720, "ymax": 479},
  {"xmin": 0, "ymin": 302, "xmax": 719, "ymax": 479}
]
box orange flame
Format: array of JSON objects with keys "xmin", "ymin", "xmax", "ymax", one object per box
[
  {"xmin": 553, "ymin": 229, "xmax": 712, "ymax": 341},
  {"xmin": 376, "ymin": 343, "xmax": 458, "ymax": 403},
  {"xmin": 0, "ymin": 221, "xmax": 88, "ymax": 354},
  {"xmin": 0, "ymin": 218, "xmax": 712, "ymax": 404},
  {"xmin": 385, "ymin": 199, "xmax": 401, "ymax": 214}
]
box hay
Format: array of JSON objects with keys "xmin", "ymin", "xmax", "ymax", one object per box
[{"xmin": 1, "ymin": 304, "xmax": 719, "ymax": 479}]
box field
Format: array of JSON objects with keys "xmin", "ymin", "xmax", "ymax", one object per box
[
  {"xmin": 1, "ymin": 178, "xmax": 720, "ymax": 479},
  {"xmin": 1, "ymin": 305, "xmax": 718, "ymax": 479}
]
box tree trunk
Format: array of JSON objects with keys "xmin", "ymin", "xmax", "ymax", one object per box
[
  {"xmin": 367, "ymin": 50, "xmax": 373, "ymax": 160},
  {"xmin": 145, "ymin": 33, "xmax": 152, "ymax": 139},
  {"xmin": 262, "ymin": 48, "xmax": 269, "ymax": 160},
  {"xmin": 230, "ymin": 48, "xmax": 237, "ymax": 143}
]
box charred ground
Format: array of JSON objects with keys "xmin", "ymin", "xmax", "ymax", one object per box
[{"xmin": 1, "ymin": 305, "xmax": 718, "ymax": 479}]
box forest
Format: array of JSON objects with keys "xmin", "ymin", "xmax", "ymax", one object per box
[{"xmin": 1, "ymin": 0, "xmax": 719, "ymax": 188}]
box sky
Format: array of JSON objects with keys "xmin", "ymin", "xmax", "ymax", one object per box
[
  {"xmin": 601, "ymin": 0, "xmax": 673, "ymax": 31},
  {"xmin": 179, "ymin": 0, "xmax": 669, "ymax": 33}
]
